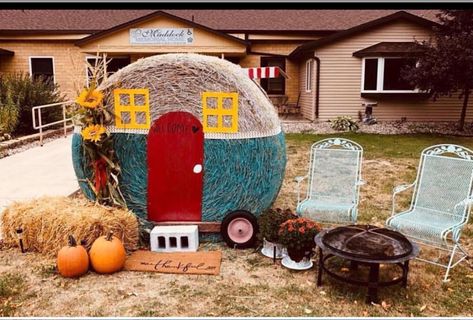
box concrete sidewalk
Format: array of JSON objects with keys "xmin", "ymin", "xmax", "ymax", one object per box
[{"xmin": 0, "ymin": 135, "xmax": 79, "ymax": 212}]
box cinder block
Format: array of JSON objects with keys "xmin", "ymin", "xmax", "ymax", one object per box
[{"xmin": 150, "ymin": 225, "xmax": 199, "ymax": 252}]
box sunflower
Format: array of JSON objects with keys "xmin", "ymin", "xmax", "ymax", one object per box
[
  {"xmin": 81, "ymin": 124, "xmax": 106, "ymax": 142},
  {"xmin": 76, "ymin": 88, "xmax": 104, "ymax": 109}
]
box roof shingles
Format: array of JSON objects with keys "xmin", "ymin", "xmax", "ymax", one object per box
[{"xmin": 0, "ymin": 9, "xmax": 439, "ymax": 33}]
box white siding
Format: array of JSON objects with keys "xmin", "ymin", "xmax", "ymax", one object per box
[
  {"xmin": 313, "ymin": 20, "xmax": 473, "ymax": 122},
  {"xmin": 299, "ymin": 59, "xmax": 315, "ymax": 120}
]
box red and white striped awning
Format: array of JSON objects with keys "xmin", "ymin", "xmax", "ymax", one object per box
[{"xmin": 244, "ymin": 67, "xmax": 288, "ymax": 79}]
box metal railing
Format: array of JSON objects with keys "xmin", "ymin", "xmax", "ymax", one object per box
[{"xmin": 31, "ymin": 100, "xmax": 74, "ymax": 146}]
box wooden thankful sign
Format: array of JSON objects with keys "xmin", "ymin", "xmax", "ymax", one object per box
[{"xmin": 124, "ymin": 250, "xmax": 222, "ymax": 275}]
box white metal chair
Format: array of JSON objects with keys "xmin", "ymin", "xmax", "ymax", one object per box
[
  {"xmin": 295, "ymin": 138, "xmax": 364, "ymax": 224},
  {"xmin": 386, "ymin": 144, "xmax": 473, "ymax": 281}
]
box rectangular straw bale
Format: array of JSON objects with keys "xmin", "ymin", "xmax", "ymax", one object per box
[{"xmin": 0, "ymin": 196, "xmax": 139, "ymax": 256}]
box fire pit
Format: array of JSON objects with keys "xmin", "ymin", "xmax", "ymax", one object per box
[{"xmin": 314, "ymin": 225, "xmax": 419, "ymax": 304}]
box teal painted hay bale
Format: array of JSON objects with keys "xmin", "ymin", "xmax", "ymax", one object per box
[
  {"xmin": 71, "ymin": 134, "xmax": 96, "ymax": 201},
  {"xmin": 201, "ymin": 132, "xmax": 286, "ymax": 221},
  {"xmin": 72, "ymin": 132, "xmax": 286, "ymax": 222}
]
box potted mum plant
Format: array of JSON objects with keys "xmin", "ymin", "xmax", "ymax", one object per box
[
  {"xmin": 278, "ymin": 217, "xmax": 321, "ymax": 270},
  {"xmin": 258, "ymin": 208, "xmax": 296, "ymax": 259}
]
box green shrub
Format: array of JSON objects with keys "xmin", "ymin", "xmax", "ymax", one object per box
[
  {"xmin": 0, "ymin": 73, "xmax": 65, "ymax": 136},
  {"xmin": 330, "ymin": 116, "xmax": 359, "ymax": 132},
  {"xmin": 0, "ymin": 86, "xmax": 19, "ymax": 141}
]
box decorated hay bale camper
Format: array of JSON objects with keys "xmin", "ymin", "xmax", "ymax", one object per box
[{"xmin": 72, "ymin": 54, "xmax": 286, "ymax": 248}]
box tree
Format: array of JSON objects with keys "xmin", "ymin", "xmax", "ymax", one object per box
[{"xmin": 403, "ymin": 10, "xmax": 473, "ymax": 131}]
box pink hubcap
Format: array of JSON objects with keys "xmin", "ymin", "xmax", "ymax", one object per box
[{"xmin": 227, "ymin": 218, "xmax": 253, "ymax": 243}]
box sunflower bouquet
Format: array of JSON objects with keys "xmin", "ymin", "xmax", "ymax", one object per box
[{"xmin": 73, "ymin": 59, "xmax": 126, "ymax": 207}]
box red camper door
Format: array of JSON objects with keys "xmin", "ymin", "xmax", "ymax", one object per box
[{"xmin": 147, "ymin": 112, "xmax": 204, "ymax": 222}]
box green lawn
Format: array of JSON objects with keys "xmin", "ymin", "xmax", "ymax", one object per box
[{"xmin": 287, "ymin": 132, "xmax": 473, "ymax": 159}]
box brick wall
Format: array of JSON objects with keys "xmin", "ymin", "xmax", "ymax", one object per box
[{"xmin": 0, "ymin": 41, "xmax": 85, "ymax": 99}]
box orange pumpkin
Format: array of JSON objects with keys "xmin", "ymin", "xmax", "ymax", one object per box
[
  {"xmin": 89, "ymin": 231, "xmax": 126, "ymax": 274},
  {"xmin": 57, "ymin": 235, "xmax": 89, "ymax": 278}
]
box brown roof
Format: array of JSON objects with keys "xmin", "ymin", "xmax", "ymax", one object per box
[
  {"xmin": 0, "ymin": 9, "xmax": 439, "ymax": 33},
  {"xmin": 352, "ymin": 41, "xmax": 426, "ymax": 57},
  {"xmin": 0, "ymin": 10, "xmax": 155, "ymax": 33}
]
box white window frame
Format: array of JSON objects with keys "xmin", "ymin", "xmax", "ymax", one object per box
[
  {"xmin": 361, "ymin": 57, "xmax": 419, "ymax": 93},
  {"xmin": 29, "ymin": 56, "xmax": 55, "ymax": 84},
  {"xmin": 305, "ymin": 59, "xmax": 313, "ymax": 93}
]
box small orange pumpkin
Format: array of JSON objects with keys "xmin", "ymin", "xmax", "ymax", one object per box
[
  {"xmin": 57, "ymin": 235, "xmax": 89, "ymax": 278},
  {"xmin": 89, "ymin": 231, "xmax": 126, "ymax": 274}
]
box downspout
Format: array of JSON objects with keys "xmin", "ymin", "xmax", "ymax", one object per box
[{"xmin": 314, "ymin": 54, "xmax": 320, "ymax": 120}]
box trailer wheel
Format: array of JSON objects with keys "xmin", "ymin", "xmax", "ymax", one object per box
[{"xmin": 221, "ymin": 211, "xmax": 258, "ymax": 249}]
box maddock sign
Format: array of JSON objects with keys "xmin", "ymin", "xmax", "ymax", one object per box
[{"xmin": 130, "ymin": 28, "xmax": 194, "ymax": 45}]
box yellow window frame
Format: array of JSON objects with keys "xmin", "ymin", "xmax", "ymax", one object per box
[
  {"xmin": 202, "ymin": 92, "xmax": 239, "ymax": 133},
  {"xmin": 113, "ymin": 88, "xmax": 151, "ymax": 129}
]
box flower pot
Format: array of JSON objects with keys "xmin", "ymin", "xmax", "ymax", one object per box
[
  {"xmin": 281, "ymin": 255, "xmax": 313, "ymax": 270},
  {"xmin": 281, "ymin": 247, "xmax": 313, "ymax": 270},
  {"xmin": 260, "ymin": 238, "xmax": 287, "ymax": 259}
]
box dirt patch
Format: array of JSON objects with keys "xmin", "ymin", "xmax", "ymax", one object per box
[{"xmin": 1, "ymin": 242, "xmax": 472, "ymax": 317}]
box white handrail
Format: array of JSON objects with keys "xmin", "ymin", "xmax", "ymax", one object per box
[{"xmin": 31, "ymin": 100, "xmax": 74, "ymax": 146}]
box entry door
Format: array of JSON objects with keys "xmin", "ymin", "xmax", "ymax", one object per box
[{"xmin": 147, "ymin": 112, "xmax": 204, "ymax": 222}]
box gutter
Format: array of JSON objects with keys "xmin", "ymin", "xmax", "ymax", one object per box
[
  {"xmin": 246, "ymin": 49, "xmax": 288, "ymax": 58},
  {"xmin": 313, "ymin": 55, "xmax": 320, "ymax": 120}
]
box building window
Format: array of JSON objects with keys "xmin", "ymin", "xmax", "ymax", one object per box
[
  {"xmin": 260, "ymin": 57, "xmax": 285, "ymax": 95},
  {"xmin": 362, "ymin": 57, "xmax": 416, "ymax": 92},
  {"xmin": 86, "ymin": 56, "xmax": 130, "ymax": 85},
  {"xmin": 29, "ymin": 57, "xmax": 54, "ymax": 84},
  {"xmin": 305, "ymin": 59, "xmax": 313, "ymax": 92}
]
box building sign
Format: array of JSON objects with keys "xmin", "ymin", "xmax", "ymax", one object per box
[{"xmin": 130, "ymin": 28, "xmax": 194, "ymax": 45}]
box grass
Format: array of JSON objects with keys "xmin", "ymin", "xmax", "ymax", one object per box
[
  {"xmin": 0, "ymin": 132, "xmax": 473, "ymax": 317},
  {"xmin": 287, "ymin": 132, "xmax": 473, "ymax": 159},
  {"xmin": 0, "ymin": 273, "xmax": 26, "ymax": 316}
]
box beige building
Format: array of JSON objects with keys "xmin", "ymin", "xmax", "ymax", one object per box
[{"xmin": 0, "ymin": 9, "xmax": 470, "ymax": 122}]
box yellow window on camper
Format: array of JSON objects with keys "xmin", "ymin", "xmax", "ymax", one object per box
[
  {"xmin": 114, "ymin": 88, "xmax": 150, "ymax": 129},
  {"xmin": 202, "ymin": 92, "xmax": 239, "ymax": 133}
]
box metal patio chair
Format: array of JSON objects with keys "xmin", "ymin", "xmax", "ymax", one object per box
[
  {"xmin": 295, "ymin": 138, "xmax": 364, "ymax": 224},
  {"xmin": 386, "ymin": 144, "xmax": 473, "ymax": 281}
]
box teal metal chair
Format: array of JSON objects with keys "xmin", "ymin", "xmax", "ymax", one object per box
[
  {"xmin": 295, "ymin": 138, "xmax": 364, "ymax": 224},
  {"xmin": 386, "ymin": 144, "xmax": 473, "ymax": 282}
]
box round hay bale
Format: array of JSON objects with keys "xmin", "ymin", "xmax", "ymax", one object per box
[
  {"xmin": 0, "ymin": 196, "xmax": 139, "ymax": 256},
  {"xmin": 72, "ymin": 53, "xmax": 286, "ymax": 225}
]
